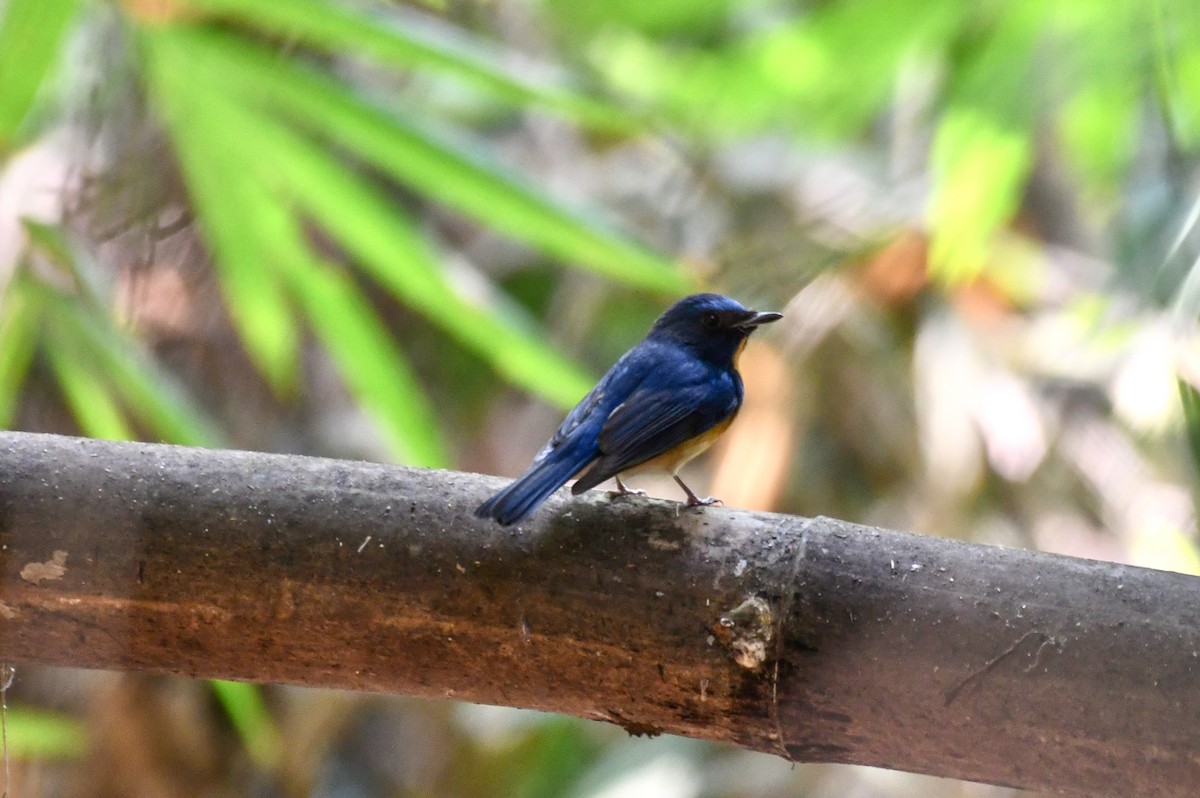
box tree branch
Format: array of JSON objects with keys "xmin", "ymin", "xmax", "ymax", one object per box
[{"xmin": 0, "ymin": 431, "xmax": 1196, "ymax": 796}]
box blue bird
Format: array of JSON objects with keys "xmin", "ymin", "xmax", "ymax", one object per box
[{"xmin": 475, "ymin": 293, "xmax": 783, "ymax": 525}]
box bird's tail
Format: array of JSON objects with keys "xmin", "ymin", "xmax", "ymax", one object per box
[{"xmin": 475, "ymin": 442, "xmax": 595, "ymax": 526}]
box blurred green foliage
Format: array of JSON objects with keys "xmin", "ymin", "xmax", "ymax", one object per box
[
  {"xmin": 0, "ymin": 0, "xmax": 80, "ymax": 151},
  {"xmin": 3, "ymin": 223, "xmax": 222, "ymax": 444},
  {"xmin": 210, "ymin": 679, "xmax": 283, "ymax": 771},
  {"xmin": 585, "ymin": 0, "xmax": 1200, "ymax": 281},
  {"xmin": 3, "ymin": 706, "xmax": 87, "ymax": 760},
  {"xmin": 4, "ymin": 0, "xmax": 1200, "ymax": 453},
  {"xmin": 0, "ymin": 0, "xmax": 687, "ymax": 466}
]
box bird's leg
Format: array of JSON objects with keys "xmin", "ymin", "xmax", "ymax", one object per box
[
  {"xmin": 608, "ymin": 475, "xmax": 647, "ymax": 499},
  {"xmin": 674, "ymin": 475, "xmax": 722, "ymax": 508}
]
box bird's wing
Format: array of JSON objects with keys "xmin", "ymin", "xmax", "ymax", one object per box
[
  {"xmin": 530, "ymin": 348, "xmax": 650, "ymax": 465},
  {"xmin": 570, "ymin": 372, "xmax": 739, "ymax": 492},
  {"xmin": 531, "ymin": 383, "xmax": 604, "ymax": 465}
]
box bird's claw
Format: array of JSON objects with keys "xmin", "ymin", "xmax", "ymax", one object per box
[
  {"xmin": 686, "ymin": 496, "xmax": 722, "ymax": 508},
  {"xmin": 608, "ymin": 487, "xmax": 647, "ymax": 499},
  {"xmin": 609, "ymin": 477, "xmax": 646, "ymax": 499}
]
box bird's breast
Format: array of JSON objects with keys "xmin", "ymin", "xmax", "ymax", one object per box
[{"xmin": 626, "ymin": 412, "xmax": 737, "ymax": 476}]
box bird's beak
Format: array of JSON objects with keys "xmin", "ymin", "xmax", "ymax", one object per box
[{"xmin": 734, "ymin": 310, "xmax": 783, "ymax": 331}]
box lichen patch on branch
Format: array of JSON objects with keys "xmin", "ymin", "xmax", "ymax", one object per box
[
  {"xmin": 712, "ymin": 595, "xmax": 774, "ymax": 670},
  {"xmin": 19, "ymin": 550, "xmax": 68, "ymax": 585}
]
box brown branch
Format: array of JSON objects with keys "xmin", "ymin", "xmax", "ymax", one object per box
[{"xmin": 1, "ymin": 431, "xmax": 1198, "ymax": 796}]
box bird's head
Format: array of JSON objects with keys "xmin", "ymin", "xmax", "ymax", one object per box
[{"xmin": 648, "ymin": 293, "xmax": 782, "ymax": 365}]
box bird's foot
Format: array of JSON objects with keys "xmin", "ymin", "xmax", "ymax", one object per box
[
  {"xmin": 608, "ymin": 487, "xmax": 648, "ymax": 499},
  {"xmin": 673, "ymin": 475, "xmax": 721, "ymax": 509},
  {"xmin": 608, "ymin": 477, "xmax": 647, "ymax": 499}
]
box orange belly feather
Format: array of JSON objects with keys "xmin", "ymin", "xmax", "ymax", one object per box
[
  {"xmin": 624, "ymin": 412, "xmax": 737, "ymax": 476},
  {"xmin": 622, "ymin": 343, "xmax": 747, "ymax": 478}
]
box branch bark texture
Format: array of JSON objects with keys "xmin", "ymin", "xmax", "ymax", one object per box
[{"xmin": 0, "ymin": 431, "xmax": 1197, "ymax": 796}]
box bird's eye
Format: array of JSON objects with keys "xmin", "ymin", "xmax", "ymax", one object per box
[{"xmin": 701, "ymin": 311, "xmax": 721, "ymax": 330}]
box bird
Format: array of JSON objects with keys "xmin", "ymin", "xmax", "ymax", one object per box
[{"xmin": 475, "ymin": 293, "xmax": 783, "ymax": 526}]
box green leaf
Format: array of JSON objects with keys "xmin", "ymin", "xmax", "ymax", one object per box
[
  {"xmin": 17, "ymin": 224, "xmax": 225, "ymax": 446},
  {"xmin": 141, "ymin": 25, "xmax": 598, "ymax": 410},
  {"xmin": 22, "ymin": 221, "xmax": 106, "ymax": 308},
  {"xmin": 924, "ymin": 2, "xmax": 1044, "ymax": 282},
  {"xmin": 944, "ymin": 1, "xmax": 1044, "ymax": 128},
  {"xmin": 5, "ymin": 705, "xmax": 88, "ymax": 760},
  {"xmin": 44, "ymin": 324, "xmax": 136, "ymax": 441},
  {"xmin": 0, "ymin": 273, "xmax": 43, "ymax": 427},
  {"xmin": 235, "ymin": 103, "xmax": 596, "ymax": 410},
  {"xmin": 219, "ymin": 144, "xmax": 449, "ymax": 465},
  {"xmin": 142, "ymin": 36, "xmax": 451, "ymax": 463},
  {"xmin": 281, "ymin": 243, "xmax": 451, "ymax": 467},
  {"xmin": 927, "ymin": 108, "xmax": 1033, "ymax": 283},
  {"xmin": 148, "ymin": 25, "xmax": 688, "ymax": 297},
  {"xmin": 0, "ymin": 0, "xmax": 80, "ymax": 151},
  {"xmin": 592, "ymin": 0, "xmax": 965, "ymax": 141},
  {"xmin": 1181, "ymin": 377, "xmax": 1200, "ymax": 474},
  {"xmin": 228, "ymin": 178, "xmax": 447, "ymax": 465},
  {"xmin": 209, "ymin": 680, "xmax": 281, "ymax": 771},
  {"xmin": 1058, "ymin": 83, "xmax": 1138, "ymax": 190},
  {"xmin": 30, "ymin": 283, "xmax": 224, "ymax": 447},
  {"xmin": 177, "ymin": 0, "xmax": 634, "ymax": 132},
  {"xmin": 140, "ymin": 53, "xmax": 301, "ymax": 396},
  {"xmin": 1150, "ymin": 0, "xmax": 1200, "ymax": 149},
  {"xmin": 13, "ymin": 224, "xmax": 223, "ymax": 445}
]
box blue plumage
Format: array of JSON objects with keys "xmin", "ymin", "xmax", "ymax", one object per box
[{"xmin": 475, "ymin": 293, "xmax": 782, "ymax": 525}]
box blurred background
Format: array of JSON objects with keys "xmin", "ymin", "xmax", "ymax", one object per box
[{"xmin": 2, "ymin": 0, "xmax": 1200, "ymax": 795}]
